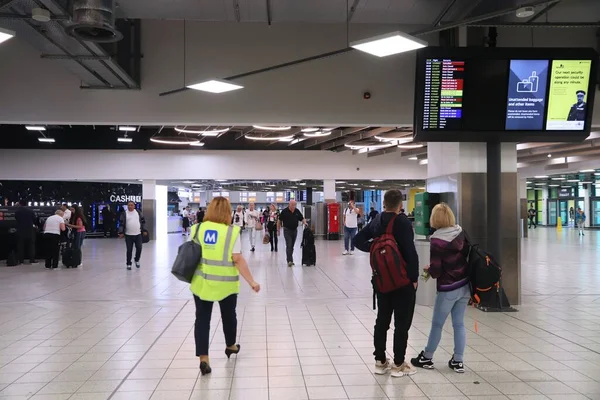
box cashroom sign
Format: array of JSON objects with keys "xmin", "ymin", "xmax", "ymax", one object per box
[{"xmin": 109, "ymin": 195, "xmax": 142, "ymax": 203}]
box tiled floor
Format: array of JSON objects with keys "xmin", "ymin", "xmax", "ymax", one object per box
[{"xmin": 0, "ymin": 227, "xmax": 599, "ymax": 399}]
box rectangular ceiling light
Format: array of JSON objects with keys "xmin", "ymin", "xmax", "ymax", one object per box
[
  {"xmin": 350, "ymin": 31, "xmax": 427, "ymax": 57},
  {"xmin": 26, "ymin": 126, "xmax": 46, "ymax": 131},
  {"xmin": 38, "ymin": 138, "xmax": 55, "ymax": 143},
  {"xmin": 186, "ymin": 79, "xmax": 243, "ymax": 94},
  {"xmin": 118, "ymin": 137, "xmax": 133, "ymax": 142},
  {"xmin": 0, "ymin": 27, "xmax": 15, "ymax": 45},
  {"xmin": 119, "ymin": 126, "xmax": 136, "ymax": 132}
]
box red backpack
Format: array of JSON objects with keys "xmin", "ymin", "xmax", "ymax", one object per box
[{"xmin": 370, "ymin": 215, "xmax": 411, "ymax": 293}]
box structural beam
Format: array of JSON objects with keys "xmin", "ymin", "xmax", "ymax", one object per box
[
  {"xmin": 347, "ymin": 0, "xmax": 360, "ymax": 22},
  {"xmin": 321, "ymin": 127, "xmax": 394, "ymax": 150}
]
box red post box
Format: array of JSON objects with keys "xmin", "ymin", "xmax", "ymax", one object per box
[{"xmin": 327, "ymin": 202, "xmax": 340, "ymax": 240}]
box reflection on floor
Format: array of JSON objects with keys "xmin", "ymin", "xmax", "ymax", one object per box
[{"xmin": 0, "ymin": 227, "xmax": 599, "ymax": 399}]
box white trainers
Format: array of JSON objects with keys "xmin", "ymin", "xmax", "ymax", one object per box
[
  {"xmin": 349, "ymin": 251, "xmax": 354, "ymax": 255},
  {"xmin": 342, "ymin": 250, "xmax": 349, "ymax": 255},
  {"xmin": 391, "ymin": 362, "xmax": 417, "ymax": 377},
  {"xmin": 374, "ymin": 359, "xmax": 391, "ymax": 375}
]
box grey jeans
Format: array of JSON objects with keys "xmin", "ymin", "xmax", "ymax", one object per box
[{"xmin": 283, "ymin": 228, "xmax": 298, "ymax": 263}]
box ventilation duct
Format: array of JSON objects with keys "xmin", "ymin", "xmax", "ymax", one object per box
[{"xmin": 65, "ymin": 0, "xmax": 122, "ymax": 43}]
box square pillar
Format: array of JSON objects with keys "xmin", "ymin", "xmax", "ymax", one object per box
[{"xmin": 323, "ymin": 180, "xmax": 336, "ymax": 203}]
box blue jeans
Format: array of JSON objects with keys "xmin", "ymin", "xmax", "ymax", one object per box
[
  {"xmin": 344, "ymin": 227, "xmax": 357, "ymax": 251},
  {"xmin": 424, "ymin": 284, "xmax": 470, "ymax": 362}
]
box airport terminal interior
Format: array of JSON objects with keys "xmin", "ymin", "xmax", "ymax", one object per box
[{"xmin": 1, "ymin": 0, "xmax": 600, "ymax": 399}]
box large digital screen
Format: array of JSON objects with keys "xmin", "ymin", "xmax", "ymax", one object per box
[
  {"xmin": 546, "ymin": 60, "xmax": 592, "ymax": 131},
  {"xmin": 413, "ymin": 47, "xmax": 597, "ymax": 142}
]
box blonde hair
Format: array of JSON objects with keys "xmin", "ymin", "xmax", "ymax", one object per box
[
  {"xmin": 430, "ymin": 203, "xmax": 456, "ymax": 229},
  {"xmin": 204, "ymin": 197, "xmax": 232, "ymax": 225}
]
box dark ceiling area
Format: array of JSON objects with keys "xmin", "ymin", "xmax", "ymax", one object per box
[{"xmin": 0, "ymin": 125, "xmax": 421, "ymax": 154}]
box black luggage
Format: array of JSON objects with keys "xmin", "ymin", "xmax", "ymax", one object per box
[
  {"xmin": 62, "ymin": 247, "xmax": 81, "ymax": 268},
  {"xmin": 301, "ymin": 228, "xmax": 316, "ymax": 267}
]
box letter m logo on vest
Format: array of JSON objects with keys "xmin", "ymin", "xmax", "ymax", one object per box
[{"xmin": 204, "ymin": 230, "xmax": 218, "ymax": 245}]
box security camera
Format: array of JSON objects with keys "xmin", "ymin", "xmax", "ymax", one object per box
[{"xmin": 363, "ymin": 92, "xmax": 371, "ymax": 100}]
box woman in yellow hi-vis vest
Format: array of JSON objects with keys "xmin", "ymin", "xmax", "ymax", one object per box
[{"xmin": 191, "ymin": 197, "xmax": 260, "ymax": 376}]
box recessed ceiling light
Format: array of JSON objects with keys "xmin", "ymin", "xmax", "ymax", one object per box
[
  {"xmin": 117, "ymin": 137, "xmax": 133, "ymax": 143},
  {"xmin": 534, "ymin": 175, "xmax": 548, "ymax": 179},
  {"xmin": 303, "ymin": 130, "xmax": 331, "ymax": 138},
  {"xmin": 397, "ymin": 144, "xmax": 424, "ymax": 149},
  {"xmin": 548, "ymin": 184, "xmax": 560, "ymax": 187},
  {"xmin": 150, "ymin": 137, "xmax": 200, "ymax": 145},
  {"xmin": 371, "ymin": 179, "xmax": 384, "ymax": 182},
  {"xmin": 301, "ymin": 127, "xmax": 319, "ymax": 133},
  {"xmin": 547, "ymin": 154, "xmax": 552, "ymax": 158},
  {"xmin": 38, "ymin": 138, "xmax": 55, "ymax": 143},
  {"xmin": 581, "ymin": 181, "xmax": 594, "ymax": 184},
  {"xmin": 289, "ymin": 179, "xmax": 302, "ymax": 182},
  {"xmin": 580, "ymin": 169, "xmax": 595, "ymax": 173},
  {"xmin": 551, "ymin": 177, "xmax": 565, "ymax": 180},
  {"xmin": 186, "ymin": 79, "xmax": 243, "ymax": 93},
  {"xmin": 183, "ymin": 180, "xmax": 196, "ymax": 184},
  {"xmin": 566, "ymin": 179, "xmax": 579, "ymax": 182},
  {"xmin": 526, "ymin": 181, "xmax": 532, "ymax": 184},
  {"xmin": 174, "ymin": 127, "xmax": 229, "ymax": 136},
  {"xmin": 245, "ymin": 133, "xmax": 295, "ymax": 141},
  {"xmin": 252, "ymin": 125, "xmax": 291, "ymax": 131},
  {"xmin": 216, "ymin": 179, "xmax": 228, "ymax": 182},
  {"xmin": 279, "ymin": 137, "xmax": 294, "ymax": 142},
  {"xmin": 0, "ymin": 27, "xmax": 15, "ymax": 44},
  {"xmin": 408, "ymin": 156, "xmax": 418, "ymax": 160},
  {"xmin": 26, "ymin": 126, "xmax": 46, "ymax": 131},
  {"xmin": 535, "ymin": 183, "xmax": 547, "ymax": 185},
  {"xmin": 253, "ymin": 181, "xmax": 266, "ymax": 184},
  {"xmin": 118, "ymin": 126, "xmax": 136, "ymax": 132},
  {"xmin": 350, "ymin": 31, "xmax": 427, "ymax": 57},
  {"xmin": 561, "ymin": 186, "xmax": 572, "ymax": 188},
  {"xmin": 190, "ymin": 142, "xmax": 205, "ymax": 147},
  {"xmin": 336, "ymin": 181, "xmax": 346, "ymax": 184},
  {"xmin": 419, "ymin": 159, "xmax": 428, "ymax": 165}
]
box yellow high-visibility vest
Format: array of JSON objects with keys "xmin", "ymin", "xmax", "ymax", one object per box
[{"xmin": 190, "ymin": 221, "xmax": 240, "ymax": 301}]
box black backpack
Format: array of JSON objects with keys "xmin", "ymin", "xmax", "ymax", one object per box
[{"xmin": 464, "ymin": 235, "xmax": 502, "ymax": 304}]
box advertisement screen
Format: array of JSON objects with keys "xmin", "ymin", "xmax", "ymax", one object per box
[
  {"xmin": 546, "ymin": 60, "xmax": 592, "ymax": 130},
  {"xmin": 505, "ymin": 60, "xmax": 549, "ymax": 130}
]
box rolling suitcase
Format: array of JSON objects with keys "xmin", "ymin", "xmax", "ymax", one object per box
[
  {"xmin": 301, "ymin": 228, "xmax": 316, "ymax": 267},
  {"xmin": 62, "ymin": 229, "xmax": 81, "ymax": 268}
]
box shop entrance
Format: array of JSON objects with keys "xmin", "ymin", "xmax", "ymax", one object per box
[{"xmin": 548, "ymin": 198, "xmax": 584, "ymax": 226}]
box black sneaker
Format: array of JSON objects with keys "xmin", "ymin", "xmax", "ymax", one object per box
[
  {"xmin": 411, "ymin": 351, "xmax": 434, "ymax": 369},
  {"xmin": 448, "ymin": 357, "xmax": 465, "ymax": 373},
  {"xmin": 127, "ymin": 264, "xmax": 132, "ymax": 271}
]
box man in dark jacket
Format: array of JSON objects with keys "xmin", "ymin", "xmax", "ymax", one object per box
[
  {"xmin": 102, "ymin": 205, "xmax": 115, "ymax": 238},
  {"xmin": 15, "ymin": 199, "xmax": 38, "ymax": 265},
  {"xmin": 353, "ymin": 190, "xmax": 419, "ymax": 377}
]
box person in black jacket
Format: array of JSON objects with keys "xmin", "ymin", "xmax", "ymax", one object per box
[
  {"xmin": 15, "ymin": 199, "xmax": 38, "ymax": 265},
  {"xmin": 102, "ymin": 205, "xmax": 115, "ymax": 238},
  {"xmin": 353, "ymin": 190, "xmax": 419, "ymax": 378}
]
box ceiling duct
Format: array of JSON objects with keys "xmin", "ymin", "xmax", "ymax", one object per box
[{"xmin": 66, "ymin": 0, "xmax": 122, "ymax": 43}]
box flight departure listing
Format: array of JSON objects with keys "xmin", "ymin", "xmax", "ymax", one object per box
[{"xmin": 422, "ymin": 58, "xmax": 465, "ymax": 130}]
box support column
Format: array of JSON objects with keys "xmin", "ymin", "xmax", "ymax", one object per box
[
  {"xmin": 519, "ymin": 176, "xmax": 528, "ymax": 238},
  {"xmin": 305, "ymin": 187, "xmax": 313, "ymax": 224},
  {"xmin": 323, "ymin": 180, "xmax": 336, "ymax": 203},
  {"xmin": 142, "ymin": 180, "xmax": 157, "ymax": 240},
  {"xmin": 583, "ymin": 185, "xmax": 591, "ymax": 228},
  {"xmin": 425, "ymin": 142, "xmax": 520, "ymax": 306}
]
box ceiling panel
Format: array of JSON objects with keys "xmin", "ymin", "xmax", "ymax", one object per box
[
  {"xmin": 271, "ymin": 0, "xmax": 348, "ymax": 23},
  {"xmin": 116, "ymin": 0, "xmax": 232, "ymax": 21}
]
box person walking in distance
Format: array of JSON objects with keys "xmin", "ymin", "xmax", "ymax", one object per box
[
  {"xmin": 368, "ymin": 207, "xmax": 379, "ymax": 223},
  {"xmin": 411, "ymin": 203, "xmax": 470, "ymax": 373},
  {"xmin": 43, "ymin": 210, "xmax": 66, "ymax": 269},
  {"xmin": 190, "ymin": 197, "xmax": 260, "ymax": 375},
  {"xmin": 119, "ymin": 201, "xmax": 146, "ymax": 270},
  {"xmin": 353, "ymin": 190, "xmax": 419, "ymax": 378},
  {"xmin": 343, "ymin": 200, "xmax": 359, "ymax": 255},
  {"xmin": 66, "ymin": 205, "xmax": 87, "ymax": 268},
  {"xmin": 245, "ymin": 203, "xmax": 260, "ymax": 252},
  {"xmin": 182, "ymin": 206, "xmax": 191, "ymax": 236},
  {"xmin": 278, "ymin": 200, "xmax": 306, "ymax": 267},
  {"xmin": 528, "ymin": 203, "xmax": 537, "ymax": 229},
  {"xmin": 267, "ymin": 204, "xmax": 280, "ymax": 252},
  {"xmin": 102, "ymin": 204, "xmax": 115, "ymax": 238},
  {"xmin": 15, "ymin": 199, "xmax": 38, "ymax": 265},
  {"xmin": 576, "ymin": 207, "xmax": 586, "ymax": 236},
  {"xmin": 196, "ymin": 207, "xmax": 205, "ymax": 226}
]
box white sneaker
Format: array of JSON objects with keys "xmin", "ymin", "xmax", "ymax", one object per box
[
  {"xmin": 349, "ymin": 251, "xmax": 354, "ymax": 255},
  {"xmin": 374, "ymin": 359, "xmax": 391, "ymax": 375},
  {"xmin": 391, "ymin": 362, "xmax": 417, "ymax": 377},
  {"xmin": 342, "ymin": 250, "xmax": 349, "ymax": 255}
]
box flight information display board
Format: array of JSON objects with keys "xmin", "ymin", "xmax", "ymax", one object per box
[
  {"xmin": 422, "ymin": 59, "xmax": 464, "ymax": 130},
  {"xmin": 413, "ymin": 47, "xmax": 598, "ymax": 142}
]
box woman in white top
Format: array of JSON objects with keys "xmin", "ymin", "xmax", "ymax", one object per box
[
  {"xmin": 244, "ymin": 203, "xmax": 260, "ymax": 252},
  {"xmin": 43, "ymin": 210, "xmax": 66, "ymax": 269},
  {"xmin": 343, "ymin": 200, "xmax": 359, "ymax": 255}
]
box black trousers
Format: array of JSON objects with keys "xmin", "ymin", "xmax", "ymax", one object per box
[
  {"xmin": 283, "ymin": 227, "xmax": 298, "ymax": 263},
  {"xmin": 268, "ymin": 223, "xmax": 278, "ymax": 251},
  {"xmin": 44, "ymin": 233, "xmax": 60, "ymax": 269},
  {"xmin": 194, "ymin": 294, "xmax": 237, "ymax": 356},
  {"xmin": 125, "ymin": 234, "xmax": 142, "ymax": 265},
  {"xmin": 528, "ymin": 216, "xmax": 537, "ymax": 228},
  {"xmin": 373, "ymin": 285, "xmax": 416, "ymax": 365},
  {"xmin": 17, "ymin": 231, "xmax": 36, "ymax": 263}
]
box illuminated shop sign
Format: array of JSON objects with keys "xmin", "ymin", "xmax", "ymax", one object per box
[{"xmin": 109, "ymin": 195, "xmax": 142, "ymax": 203}]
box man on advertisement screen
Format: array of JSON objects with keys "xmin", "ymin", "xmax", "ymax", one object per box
[{"xmin": 567, "ymin": 90, "xmax": 586, "ymax": 121}]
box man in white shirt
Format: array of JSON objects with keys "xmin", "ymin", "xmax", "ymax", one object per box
[
  {"xmin": 43, "ymin": 210, "xmax": 66, "ymax": 269},
  {"xmin": 182, "ymin": 206, "xmax": 191, "ymax": 236},
  {"xmin": 118, "ymin": 201, "xmax": 145, "ymax": 271},
  {"xmin": 343, "ymin": 200, "xmax": 359, "ymax": 255},
  {"xmin": 245, "ymin": 203, "xmax": 260, "ymax": 252}
]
